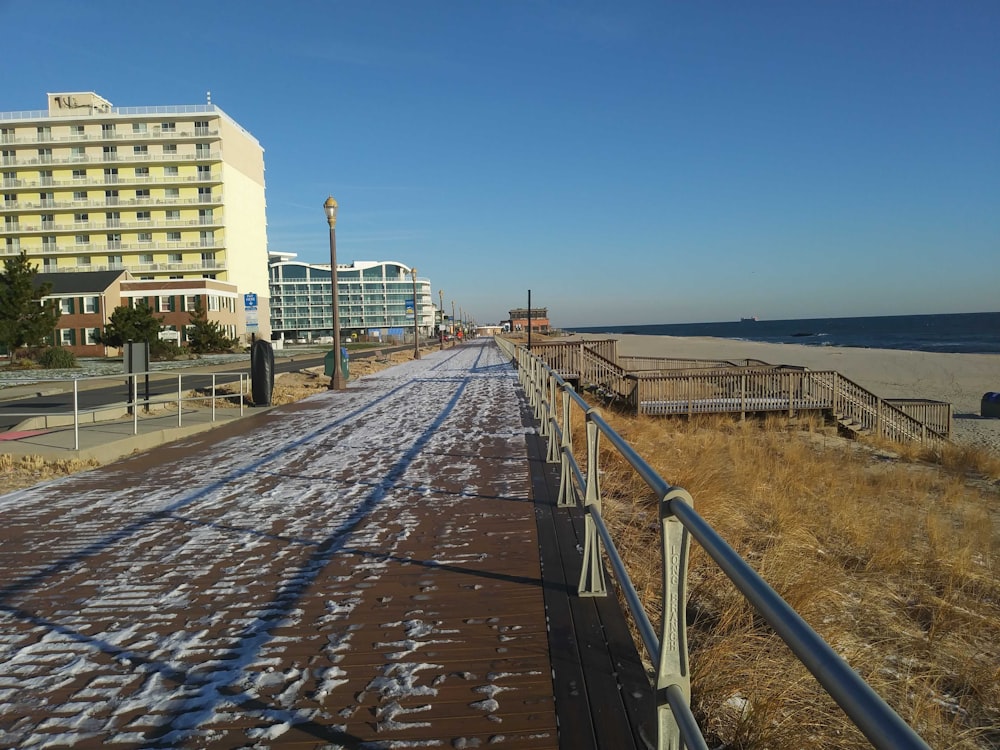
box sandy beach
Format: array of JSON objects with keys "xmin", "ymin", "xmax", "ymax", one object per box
[{"xmin": 575, "ymin": 334, "xmax": 1000, "ymax": 451}]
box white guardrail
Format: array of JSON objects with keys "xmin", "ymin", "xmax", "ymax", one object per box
[
  {"xmin": 495, "ymin": 336, "xmax": 931, "ymax": 750},
  {"xmin": 1, "ymin": 369, "xmax": 248, "ymax": 451}
]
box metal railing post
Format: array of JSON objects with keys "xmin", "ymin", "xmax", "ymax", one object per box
[
  {"xmin": 658, "ymin": 488, "xmax": 695, "ymax": 750},
  {"xmin": 240, "ymin": 373, "xmax": 245, "ymax": 416},
  {"xmin": 177, "ymin": 374, "xmax": 182, "ymax": 426},
  {"xmin": 132, "ymin": 375, "xmax": 138, "ymax": 435},
  {"xmin": 557, "ymin": 385, "xmax": 576, "ymax": 507},
  {"xmin": 579, "ymin": 413, "xmax": 607, "ymax": 596},
  {"xmin": 73, "ymin": 379, "xmax": 79, "ymax": 451},
  {"xmin": 211, "ymin": 373, "xmax": 217, "ymax": 422}
]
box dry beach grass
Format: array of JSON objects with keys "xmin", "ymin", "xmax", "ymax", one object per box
[{"xmin": 583, "ymin": 409, "xmax": 1000, "ymax": 748}]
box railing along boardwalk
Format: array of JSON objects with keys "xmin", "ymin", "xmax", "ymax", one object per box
[
  {"xmin": 529, "ymin": 340, "xmax": 950, "ymax": 445},
  {"xmin": 498, "ymin": 336, "xmax": 933, "ymax": 750},
  {"xmin": 0, "ymin": 341, "xmax": 653, "ymax": 749}
]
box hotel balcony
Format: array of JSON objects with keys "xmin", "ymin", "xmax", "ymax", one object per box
[
  {"xmin": 34, "ymin": 259, "xmax": 229, "ymax": 275},
  {"xmin": 2, "ymin": 172, "xmax": 224, "ymax": 191},
  {"xmin": 0, "ymin": 194, "xmax": 224, "ymax": 212},
  {"xmin": 2, "ymin": 150, "xmax": 222, "ymax": 168}
]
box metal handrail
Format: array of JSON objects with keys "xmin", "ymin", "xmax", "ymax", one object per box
[
  {"xmin": 1, "ymin": 369, "xmax": 247, "ymax": 451},
  {"xmin": 495, "ymin": 336, "xmax": 931, "ymax": 750}
]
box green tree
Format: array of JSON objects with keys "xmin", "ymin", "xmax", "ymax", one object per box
[
  {"xmin": 0, "ymin": 252, "xmax": 61, "ymax": 361},
  {"xmin": 186, "ymin": 297, "xmax": 234, "ymax": 353},
  {"xmin": 98, "ymin": 300, "xmax": 164, "ymax": 349}
]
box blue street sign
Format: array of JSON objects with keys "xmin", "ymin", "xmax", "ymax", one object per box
[{"xmin": 244, "ymin": 292, "xmax": 258, "ymax": 309}]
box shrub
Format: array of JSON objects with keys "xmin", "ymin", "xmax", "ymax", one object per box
[{"xmin": 37, "ymin": 347, "xmax": 77, "ymax": 369}]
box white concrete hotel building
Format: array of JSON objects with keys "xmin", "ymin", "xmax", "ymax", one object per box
[
  {"xmin": 269, "ymin": 253, "xmax": 435, "ymax": 344},
  {"xmin": 0, "ymin": 91, "xmax": 270, "ymax": 342}
]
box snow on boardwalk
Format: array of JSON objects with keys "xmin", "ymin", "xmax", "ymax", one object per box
[{"xmin": 0, "ymin": 341, "xmax": 557, "ymax": 748}]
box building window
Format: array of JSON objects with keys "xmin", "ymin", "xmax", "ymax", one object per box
[
  {"xmin": 108, "ymin": 254, "xmax": 123, "ymax": 268},
  {"xmin": 101, "ymin": 123, "xmax": 116, "ymax": 136},
  {"xmin": 74, "ymin": 213, "xmax": 89, "ymax": 222},
  {"xmin": 40, "ymin": 214, "xmax": 54, "ymax": 229},
  {"xmin": 135, "ymin": 166, "xmax": 149, "ymax": 177},
  {"xmin": 59, "ymin": 299, "xmax": 74, "ymax": 314},
  {"xmin": 37, "ymin": 126, "xmax": 51, "ymax": 139},
  {"xmin": 105, "ymin": 190, "xmax": 118, "ymax": 204},
  {"xmin": 71, "ymin": 146, "xmax": 86, "ymax": 159},
  {"xmin": 163, "ymin": 144, "xmax": 177, "ymax": 154},
  {"xmin": 137, "ymin": 211, "xmax": 151, "ymax": 221},
  {"xmin": 38, "ymin": 148, "xmax": 52, "ymax": 163},
  {"xmin": 185, "ymin": 295, "xmax": 197, "ymax": 311},
  {"xmin": 194, "ymin": 120, "xmax": 210, "ymax": 134},
  {"xmin": 72, "ymin": 125, "xmax": 85, "ymax": 136},
  {"xmin": 102, "ymin": 146, "xmax": 117, "ymax": 160},
  {"xmin": 106, "ymin": 233, "xmax": 121, "ymax": 249},
  {"xmin": 138, "ymin": 232, "xmax": 152, "ymax": 243},
  {"xmin": 158, "ymin": 295, "xmax": 174, "ymax": 313},
  {"xmin": 133, "ymin": 145, "xmax": 148, "ymax": 156},
  {"xmin": 74, "ymin": 190, "xmax": 88, "ymax": 200},
  {"xmin": 105, "ymin": 211, "xmax": 120, "ymax": 227},
  {"xmin": 208, "ymin": 295, "xmax": 220, "ymax": 312},
  {"xmin": 165, "ymin": 188, "xmax": 179, "ymax": 198},
  {"xmin": 165, "ymin": 210, "xmax": 180, "ymax": 220},
  {"xmin": 75, "ymin": 235, "xmax": 89, "ymax": 245},
  {"xmin": 58, "ymin": 329, "xmax": 74, "ymax": 346},
  {"xmin": 167, "ymin": 231, "xmax": 181, "ymax": 242},
  {"xmin": 139, "ymin": 253, "xmax": 153, "ymax": 264},
  {"xmin": 168, "ymin": 252, "xmax": 183, "ymax": 263},
  {"xmin": 73, "ymin": 169, "xmax": 87, "ymax": 180},
  {"xmin": 164, "ymin": 166, "xmax": 179, "ymax": 177},
  {"xmin": 104, "ymin": 168, "xmax": 118, "ymax": 183},
  {"xmin": 85, "ymin": 328, "xmax": 100, "ymax": 345},
  {"xmin": 135, "ymin": 189, "xmax": 150, "ymax": 199},
  {"xmin": 83, "ymin": 296, "xmax": 99, "ymax": 314},
  {"xmin": 132, "ymin": 123, "xmax": 147, "ymax": 134},
  {"xmin": 78, "ymin": 256, "xmax": 91, "ymax": 266},
  {"xmin": 42, "ymin": 236, "xmax": 56, "ymax": 249},
  {"xmin": 161, "ymin": 122, "xmax": 176, "ymax": 132}
]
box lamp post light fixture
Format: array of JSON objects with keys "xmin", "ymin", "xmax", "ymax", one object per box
[
  {"xmin": 438, "ymin": 288, "xmax": 444, "ymax": 349},
  {"xmin": 411, "ymin": 266, "xmax": 420, "ymax": 360},
  {"xmin": 324, "ymin": 196, "xmax": 346, "ymax": 390}
]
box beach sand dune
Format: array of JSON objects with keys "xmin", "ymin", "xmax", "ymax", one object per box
[{"xmin": 573, "ymin": 334, "xmax": 1000, "ymax": 452}]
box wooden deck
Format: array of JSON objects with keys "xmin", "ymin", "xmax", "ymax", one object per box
[{"xmin": 0, "ymin": 341, "xmax": 652, "ymax": 749}]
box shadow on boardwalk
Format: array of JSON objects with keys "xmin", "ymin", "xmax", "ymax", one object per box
[{"xmin": 0, "ymin": 340, "xmax": 652, "ymax": 749}]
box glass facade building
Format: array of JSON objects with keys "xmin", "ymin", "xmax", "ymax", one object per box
[{"xmin": 269, "ymin": 254, "xmax": 433, "ymax": 343}]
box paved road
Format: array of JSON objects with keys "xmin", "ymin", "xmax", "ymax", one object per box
[{"xmin": 0, "ymin": 341, "xmax": 560, "ymax": 748}]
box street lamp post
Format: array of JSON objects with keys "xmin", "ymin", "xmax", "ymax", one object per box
[
  {"xmin": 438, "ymin": 288, "xmax": 444, "ymax": 349},
  {"xmin": 411, "ymin": 267, "xmax": 420, "ymax": 359},
  {"xmin": 324, "ymin": 196, "xmax": 346, "ymax": 390},
  {"xmin": 451, "ymin": 300, "xmax": 455, "ymax": 336}
]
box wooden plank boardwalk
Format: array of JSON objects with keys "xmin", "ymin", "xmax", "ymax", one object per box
[{"xmin": 0, "ymin": 340, "xmax": 653, "ymax": 749}]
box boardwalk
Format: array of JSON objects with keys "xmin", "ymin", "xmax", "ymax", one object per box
[{"xmin": 0, "ymin": 341, "xmax": 651, "ymax": 749}]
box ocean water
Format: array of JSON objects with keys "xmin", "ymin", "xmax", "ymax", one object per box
[{"xmin": 570, "ymin": 312, "xmax": 1000, "ymax": 355}]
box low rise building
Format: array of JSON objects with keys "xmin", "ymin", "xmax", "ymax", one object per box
[
  {"xmin": 507, "ymin": 307, "xmax": 550, "ymax": 334},
  {"xmin": 35, "ymin": 270, "xmax": 239, "ymax": 357}
]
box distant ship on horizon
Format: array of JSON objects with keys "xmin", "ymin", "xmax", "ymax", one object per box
[{"xmin": 740, "ymin": 315, "xmax": 759, "ymax": 322}]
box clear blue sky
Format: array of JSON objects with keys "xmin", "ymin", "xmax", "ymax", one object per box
[{"xmin": 3, "ymin": 1, "xmax": 998, "ymax": 327}]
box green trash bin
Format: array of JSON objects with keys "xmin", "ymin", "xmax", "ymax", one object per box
[{"xmin": 324, "ymin": 346, "xmax": 350, "ymax": 380}]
